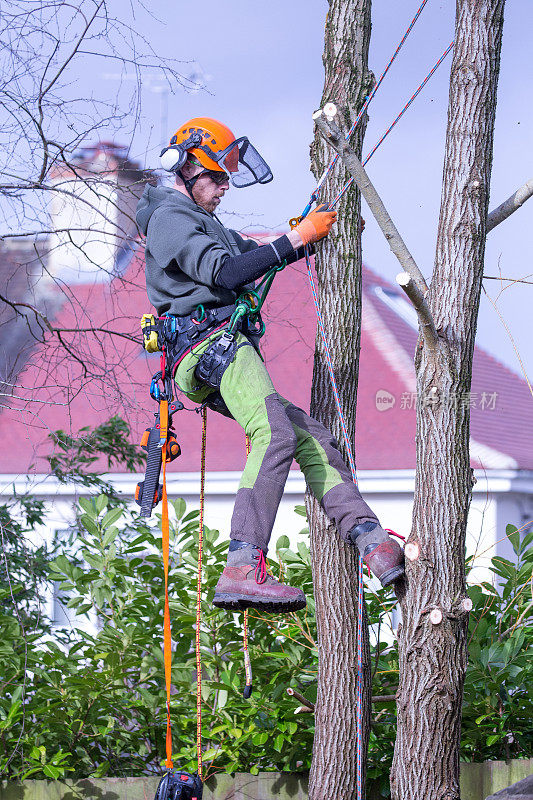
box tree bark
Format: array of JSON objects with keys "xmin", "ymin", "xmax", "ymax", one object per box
[
  {"xmin": 307, "ymin": 2, "xmax": 373, "ymax": 799},
  {"xmin": 391, "ymin": 2, "xmax": 505, "ymax": 798}
]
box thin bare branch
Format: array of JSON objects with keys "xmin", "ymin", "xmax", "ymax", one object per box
[
  {"xmin": 487, "ymin": 178, "xmax": 533, "ymax": 232},
  {"xmin": 396, "ymin": 271, "xmax": 439, "ymax": 352}
]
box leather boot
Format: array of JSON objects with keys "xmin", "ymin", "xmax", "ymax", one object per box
[
  {"xmin": 213, "ymin": 540, "xmax": 306, "ymax": 613},
  {"xmin": 347, "ymin": 522, "xmax": 405, "ymax": 587}
]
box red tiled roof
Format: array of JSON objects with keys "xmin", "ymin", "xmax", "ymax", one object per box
[{"xmin": 0, "ymin": 248, "xmax": 531, "ymax": 475}]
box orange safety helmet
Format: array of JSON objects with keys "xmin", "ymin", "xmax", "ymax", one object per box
[{"xmin": 160, "ymin": 116, "xmax": 272, "ymax": 188}]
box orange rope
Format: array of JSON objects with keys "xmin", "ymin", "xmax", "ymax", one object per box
[
  {"xmin": 160, "ymin": 400, "xmax": 173, "ymax": 769},
  {"xmin": 196, "ymin": 408, "xmax": 207, "ymax": 778}
]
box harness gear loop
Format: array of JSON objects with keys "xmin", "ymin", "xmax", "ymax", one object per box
[{"xmin": 196, "ymin": 407, "xmax": 207, "ymax": 779}]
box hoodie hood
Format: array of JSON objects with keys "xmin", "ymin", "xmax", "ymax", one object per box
[{"xmin": 136, "ymin": 184, "xmax": 200, "ymax": 235}]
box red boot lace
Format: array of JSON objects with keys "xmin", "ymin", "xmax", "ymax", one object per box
[{"xmin": 254, "ymin": 549, "xmax": 268, "ymax": 584}]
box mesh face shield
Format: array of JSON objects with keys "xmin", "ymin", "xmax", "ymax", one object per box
[{"xmin": 199, "ymin": 137, "xmax": 273, "ymax": 188}]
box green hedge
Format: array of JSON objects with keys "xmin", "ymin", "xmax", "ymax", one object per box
[{"xmin": 1, "ymin": 491, "xmax": 531, "ymax": 795}]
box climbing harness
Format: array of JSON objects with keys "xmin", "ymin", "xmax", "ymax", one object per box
[{"xmin": 141, "ymin": 261, "xmax": 286, "ymax": 396}]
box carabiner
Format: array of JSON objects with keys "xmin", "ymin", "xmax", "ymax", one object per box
[{"xmin": 289, "ymin": 216, "xmax": 302, "ymax": 230}]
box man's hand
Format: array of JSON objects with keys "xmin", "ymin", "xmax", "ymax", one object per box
[{"xmin": 292, "ymin": 203, "xmax": 337, "ymax": 247}]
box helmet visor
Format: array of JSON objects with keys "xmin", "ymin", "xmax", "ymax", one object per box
[{"xmin": 202, "ymin": 137, "xmax": 273, "ymax": 188}]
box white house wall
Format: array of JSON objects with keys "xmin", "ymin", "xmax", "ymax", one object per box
[{"xmin": 48, "ymin": 178, "xmax": 118, "ymax": 284}]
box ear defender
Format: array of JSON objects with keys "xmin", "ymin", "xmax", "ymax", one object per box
[
  {"xmin": 160, "ymin": 131, "xmax": 203, "ymax": 172},
  {"xmin": 160, "ymin": 145, "xmax": 187, "ymax": 172}
]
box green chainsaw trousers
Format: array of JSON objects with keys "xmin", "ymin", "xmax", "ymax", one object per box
[{"xmin": 175, "ymin": 330, "xmax": 378, "ymax": 552}]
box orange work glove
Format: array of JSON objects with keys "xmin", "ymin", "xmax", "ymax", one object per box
[{"xmin": 294, "ymin": 203, "xmax": 337, "ymax": 246}]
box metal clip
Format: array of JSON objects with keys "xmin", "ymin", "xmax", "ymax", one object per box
[{"xmin": 289, "ymin": 215, "xmax": 303, "ymax": 230}]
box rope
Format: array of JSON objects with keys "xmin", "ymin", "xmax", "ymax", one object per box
[
  {"xmin": 312, "ymin": 0, "xmax": 431, "ymax": 200},
  {"xmin": 196, "ymin": 407, "xmax": 207, "ymax": 779},
  {"xmin": 160, "ymin": 399, "xmax": 173, "ymax": 770},
  {"xmin": 242, "ymin": 435, "xmax": 253, "ymax": 699},
  {"xmin": 330, "ymin": 40, "xmax": 454, "ymax": 208}
]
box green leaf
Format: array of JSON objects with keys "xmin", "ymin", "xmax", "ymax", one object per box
[
  {"xmin": 102, "ymin": 527, "xmax": 119, "ymax": 547},
  {"xmin": 217, "ymin": 689, "xmax": 228, "ymax": 710},
  {"xmin": 80, "ymin": 514, "xmax": 100, "ymax": 537},
  {"xmin": 43, "ymin": 764, "xmax": 61, "ymax": 779},
  {"xmin": 276, "ymin": 535, "xmax": 290, "ymax": 550},
  {"xmin": 294, "ymin": 505, "xmax": 307, "ymax": 518},
  {"xmin": 173, "ymin": 498, "xmax": 187, "ymax": 519},
  {"xmin": 486, "ymin": 734, "xmax": 501, "ymax": 746},
  {"xmin": 78, "ymin": 497, "xmax": 95, "ymax": 514},
  {"xmin": 201, "ymin": 748, "xmax": 219, "ymax": 762},
  {"xmin": 506, "ymin": 524, "xmax": 520, "ymax": 556},
  {"xmin": 102, "ymin": 508, "xmax": 123, "ymax": 529},
  {"xmin": 96, "ymin": 494, "xmax": 109, "ymax": 514}
]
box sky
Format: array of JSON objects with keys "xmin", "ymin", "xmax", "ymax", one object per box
[{"xmin": 103, "ymin": 0, "xmax": 532, "ymax": 381}]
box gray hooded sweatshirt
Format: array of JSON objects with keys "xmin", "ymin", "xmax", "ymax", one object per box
[{"xmin": 136, "ymin": 185, "xmax": 259, "ymax": 317}]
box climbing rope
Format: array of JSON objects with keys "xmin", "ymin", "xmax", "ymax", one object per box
[
  {"xmin": 312, "ymin": 0, "xmax": 431, "ymax": 202},
  {"xmin": 196, "ymin": 408, "xmax": 207, "ymax": 779},
  {"xmin": 242, "ymin": 434, "xmax": 253, "ymax": 699},
  {"xmin": 160, "ymin": 399, "xmax": 174, "ymax": 770},
  {"xmin": 330, "ymin": 40, "xmax": 454, "ymax": 208}
]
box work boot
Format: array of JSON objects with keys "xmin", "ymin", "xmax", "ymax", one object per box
[
  {"xmin": 213, "ymin": 540, "xmax": 306, "ymax": 613},
  {"xmin": 347, "ymin": 522, "xmax": 405, "ymax": 587}
]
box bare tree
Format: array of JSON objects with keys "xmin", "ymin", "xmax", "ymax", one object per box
[
  {"xmin": 308, "ymin": 0, "xmax": 533, "ymax": 797},
  {"xmin": 306, "ymin": 2, "xmax": 374, "ymax": 799},
  {"xmin": 391, "ymin": 2, "xmax": 505, "ymax": 796},
  {"xmin": 0, "ymin": 0, "xmax": 194, "ymax": 412}
]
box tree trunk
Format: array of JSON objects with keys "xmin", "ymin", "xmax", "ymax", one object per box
[
  {"xmin": 391, "ymin": 2, "xmax": 505, "ymax": 798},
  {"xmin": 307, "ymin": 2, "xmax": 373, "ymax": 799}
]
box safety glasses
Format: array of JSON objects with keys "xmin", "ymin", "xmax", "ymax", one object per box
[{"xmin": 204, "ymin": 170, "xmax": 230, "ymax": 185}]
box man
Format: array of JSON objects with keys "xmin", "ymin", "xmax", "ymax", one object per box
[{"xmin": 136, "ymin": 117, "xmax": 405, "ymax": 614}]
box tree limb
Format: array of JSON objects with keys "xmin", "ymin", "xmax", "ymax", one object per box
[
  {"xmin": 487, "ymin": 178, "xmax": 533, "ymax": 232},
  {"xmin": 286, "ymin": 686, "xmax": 315, "ymax": 711},
  {"xmin": 372, "ymin": 694, "xmax": 397, "ymax": 703},
  {"xmin": 313, "ymin": 106, "xmax": 429, "ymax": 294},
  {"xmin": 396, "ymin": 272, "xmax": 439, "ymax": 353}
]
